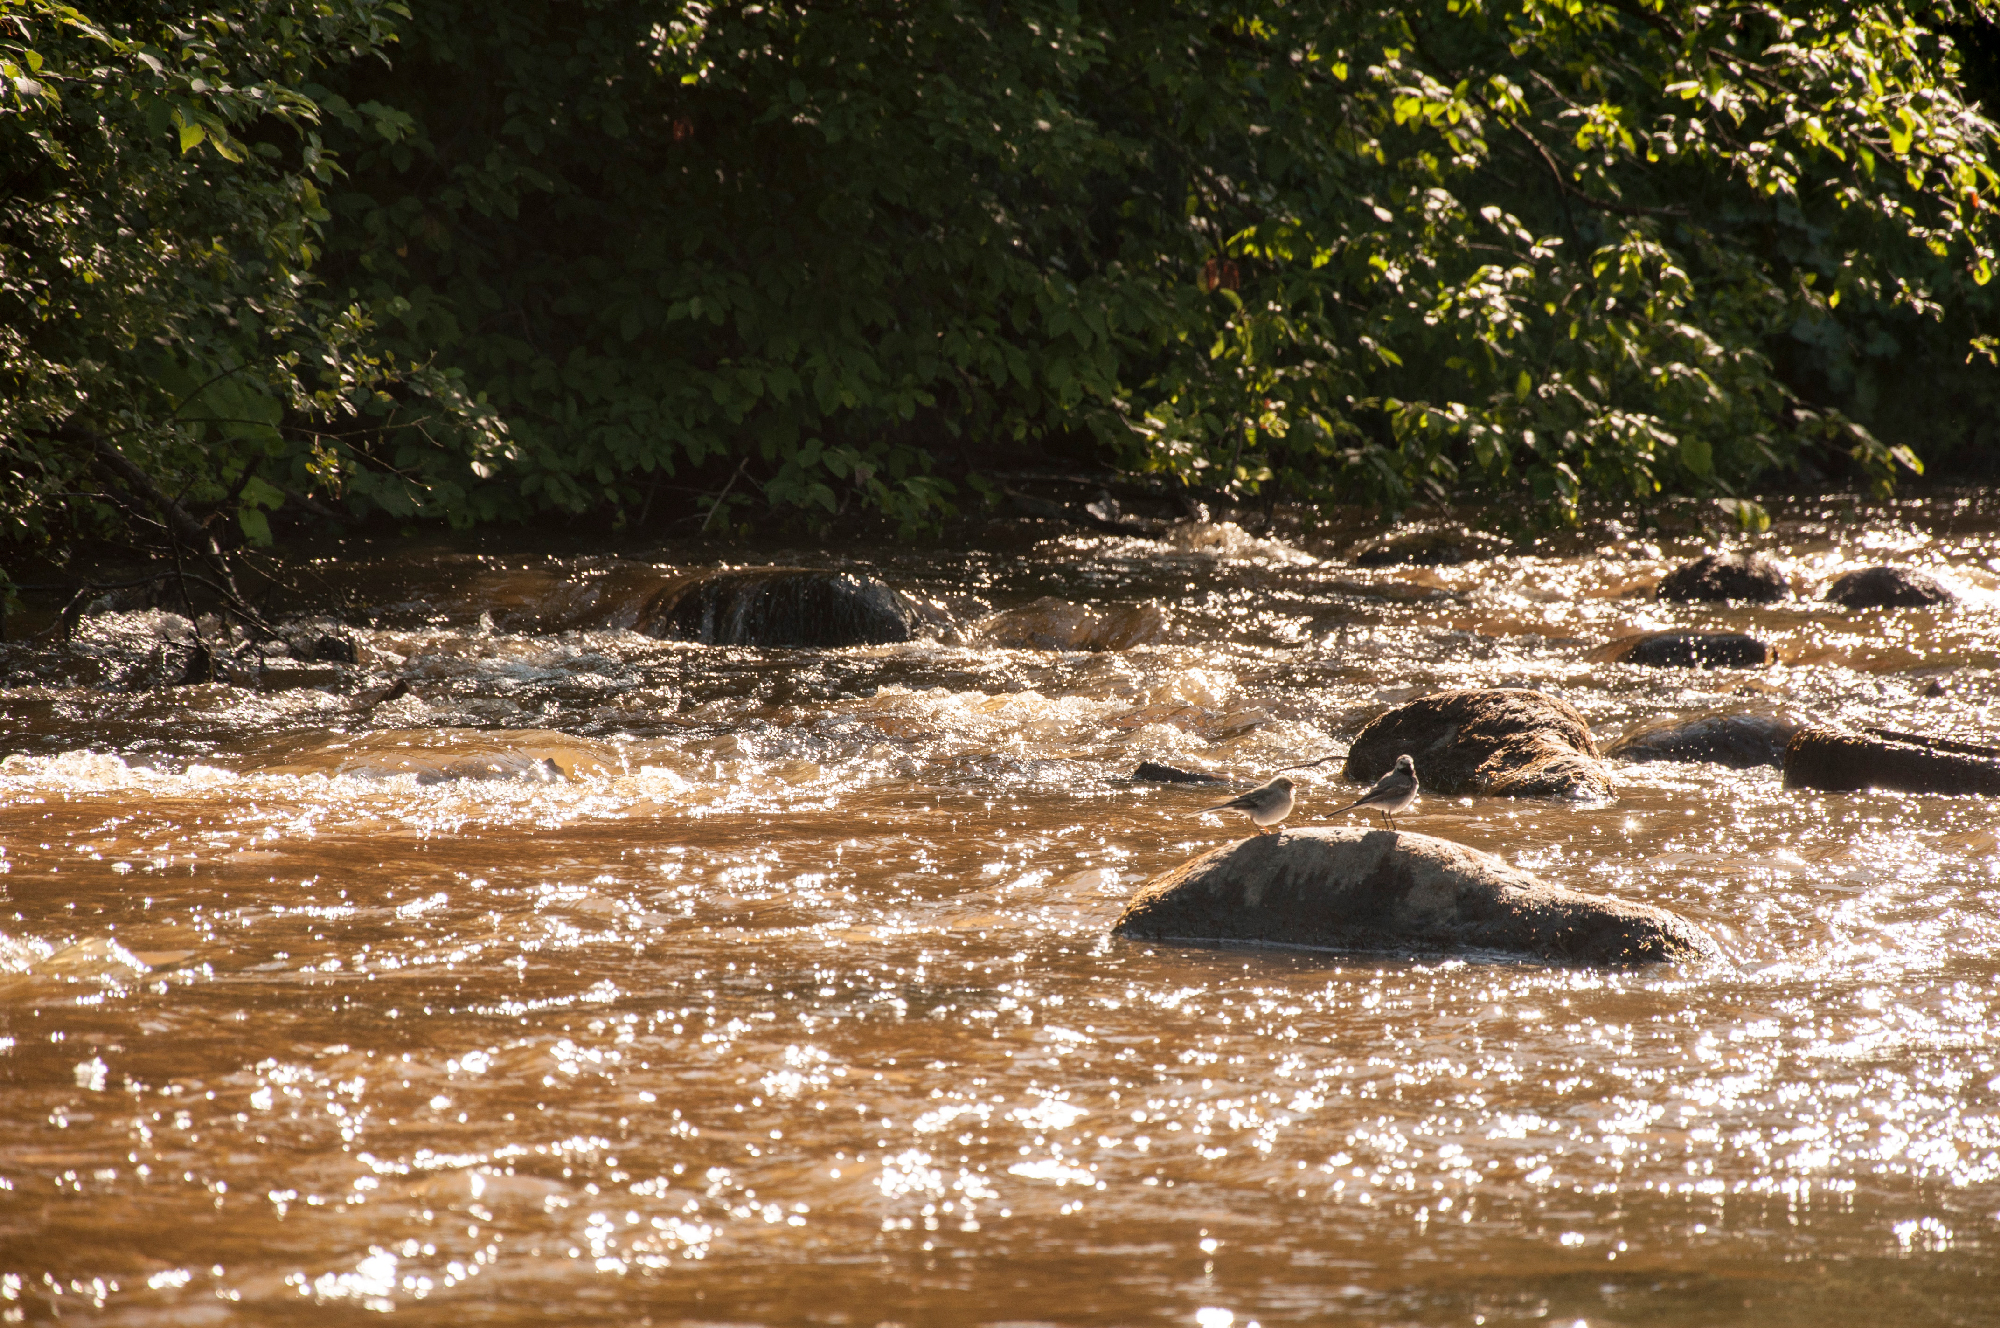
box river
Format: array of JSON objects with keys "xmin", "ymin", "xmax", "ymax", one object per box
[{"xmin": 2, "ymin": 492, "xmax": 1997, "ymax": 1324}]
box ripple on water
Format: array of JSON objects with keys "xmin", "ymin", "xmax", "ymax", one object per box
[{"xmin": 1, "ymin": 497, "xmax": 1999, "ymax": 1322}]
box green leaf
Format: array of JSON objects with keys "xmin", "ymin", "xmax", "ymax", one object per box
[{"xmin": 237, "ymin": 505, "xmax": 273, "ymax": 545}]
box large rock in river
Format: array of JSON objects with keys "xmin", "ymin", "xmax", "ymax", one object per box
[
  {"xmin": 1783, "ymin": 726, "xmax": 2000, "ymax": 796},
  {"xmin": 1598, "ymin": 630, "xmax": 1775, "ymax": 669},
  {"xmin": 1344, "ymin": 688, "xmax": 1613, "ymax": 798},
  {"xmin": 1822, "ymin": 566, "xmax": 1957, "ymax": 609},
  {"xmin": 1605, "ymin": 712, "xmax": 1799, "ymax": 768},
  {"xmin": 633, "ymin": 568, "xmax": 914, "ymax": 647},
  {"xmin": 1656, "ymin": 550, "xmax": 1788, "ymax": 603},
  {"xmin": 1112, "ymin": 828, "xmax": 1717, "ymax": 965}
]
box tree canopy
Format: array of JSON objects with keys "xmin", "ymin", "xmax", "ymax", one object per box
[{"xmin": 5, "ymin": 0, "xmax": 1998, "ymax": 573}]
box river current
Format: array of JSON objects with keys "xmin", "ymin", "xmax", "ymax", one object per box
[{"xmin": 2, "ymin": 493, "xmax": 1998, "ymax": 1325}]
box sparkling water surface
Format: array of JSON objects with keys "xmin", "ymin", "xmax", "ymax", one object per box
[{"xmin": 2, "ymin": 495, "xmax": 1998, "ymax": 1324}]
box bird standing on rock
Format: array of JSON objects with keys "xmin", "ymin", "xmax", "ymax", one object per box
[
  {"xmin": 1199, "ymin": 775, "xmax": 1295, "ymax": 834},
  {"xmin": 1332, "ymin": 754, "xmax": 1420, "ymax": 828}
]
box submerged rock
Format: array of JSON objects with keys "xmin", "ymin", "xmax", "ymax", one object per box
[
  {"xmin": 1606, "ymin": 713, "xmax": 1800, "ymax": 768},
  {"xmin": 1343, "ymin": 688, "xmax": 1613, "ymax": 798},
  {"xmin": 634, "ymin": 568, "xmax": 914, "ymax": 648},
  {"xmin": 1112, "ymin": 828, "xmax": 1716, "ymax": 965},
  {"xmin": 977, "ymin": 598, "xmax": 1169, "ymax": 651},
  {"xmin": 247, "ymin": 729, "xmax": 618, "ymax": 784},
  {"xmin": 1822, "ymin": 566, "xmax": 1957, "ymax": 609},
  {"xmin": 1130, "ymin": 761, "xmax": 1227, "ymax": 785},
  {"xmin": 1656, "ymin": 551, "xmax": 1788, "ymax": 603},
  {"xmin": 1783, "ymin": 727, "xmax": 2000, "ymax": 797},
  {"xmin": 1601, "ymin": 631, "xmax": 1775, "ymax": 669},
  {"xmin": 1350, "ymin": 523, "xmax": 1509, "ymax": 567}
]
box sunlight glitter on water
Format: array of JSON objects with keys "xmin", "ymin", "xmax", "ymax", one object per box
[{"xmin": 3, "ymin": 494, "xmax": 2000, "ymax": 1323}]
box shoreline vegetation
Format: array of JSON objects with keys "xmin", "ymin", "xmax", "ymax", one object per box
[{"xmin": 5, "ymin": 1, "xmax": 2000, "ymax": 608}]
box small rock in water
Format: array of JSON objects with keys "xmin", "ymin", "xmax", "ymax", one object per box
[
  {"xmin": 1605, "ymin": 713, "xmax": 1800, "ymax": 768},
  {"xmin": 303, "ymin": 633, "xmax": 360, "ymax": 664},
  {"xmin": 634, "ymin": 568, "xmax": 914, "ymax": 648},
  {"xmin": 1783, "ymin": 726, "xmax": 2000, "ymax": 796},
  {"xmin": 1822, "ymin": 566, "xmax": 1957, "ymax": 609},
  {"xmin": 1111, "ymin": 828, "xmax": 1716, "ymax": 965},
  {"xmin": 1656, "ymin": 550, "xmax": 1788, "ymax": 602},
  {"xmin": 1130, "ymin": 761, "xmax": 1227, "ymax": 785},
  {"xmin": 1344, "ymin": 688, "xmax": 1613, "ymax": 798},
  {"xmin": 977, "ymin": 598, "xmax": 1169, "ymax": 651},
  {"xmin": 1350, "ymin": 523, "xmax": 1509, "ymax": 567},
  {"xmin": 1600, "ymin": 631, "xmax": 1775, "ymax": 669}
]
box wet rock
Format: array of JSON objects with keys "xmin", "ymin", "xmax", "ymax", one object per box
[
  {"xmin": 1822, "ymin": 566, "xmax": 1957, "ymax": 609},
  {"xmin": 302, "ymin": 632, "xmax": 360, "ymax": 664},
  {"xmin": 1656, "ymin": 551, "xmax": 1788, "ymax": 603},
  {"xmin": 1605, "ymin": 713, "xmax": 1800, "ymax": 768},
  {"xmin": 977, "ymin": 598, "xmax": 1169, "ymax": 651},
  {"xmin": 1600, "ymin": 631, "xmax": 1775, "ymax": 669},
  {"xmin": 248, "ymin": 729, "xmax": 617, "ymax": 784},
  {"xmin": 70, "ymin": 610, "xmax": 208, "ymax": 689},
  {"xmin": 1131, "ymin": 761, "xmax": 1228, "ymax": 785},
  {"xmin": 1112, "ymin": 828, "xmax": 1716, "ymax": 965},
  {"xmin": 1343, "ymin": 688, "xmax": 1613, "ymax": 798},
  {"xmin": 634, "ymin": 568, "xmax": 914, "ymax": 648},
  {"xmin": 1350, "ymin": 523, "xmax": 1509, "ymax": 567},
  {"xmin": 1783, "ymin": 727, "xmax": 2000, "ymax": 797}
]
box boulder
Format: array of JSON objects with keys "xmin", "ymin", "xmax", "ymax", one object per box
[
  {"xmin": 1130, "ymin": 761, "xmax": 1227, "ymax": 785},
  {"xmin": 1343, "ymin": 688, "xmax": 1613, "ymax": 798},
  {"xmin": 1656, "ymin": 551, "xmax": 1787, "ymax": 603},
  {"xmin": 977, "ymin": 598, "xmax": 1169, "ymax": 651},
  {"xmin": 1605, "ymin": 713, "xmax": 1800, "ymax": 768},
  {"xmin": 1599, "ymin": 631, "xmax": 1775, "ymax": 669},
  {"xmin": 1822, "ymin": 566, "xmax": 1957, "ymax": 609},
  {"xmin": 1112, "ymin": 828, "xmax": 1717, "ymax": 965},
  {"xmin": 1783, "ymin": 726, "xmax": 2000, "ymax": 796},
  {"xmin": 1350, "ymin": 523, "xmax": 1509, "ymax": 567},
  {"xmin": 633, "ymin": 568, "xmax": 914, "ymax": 648}
]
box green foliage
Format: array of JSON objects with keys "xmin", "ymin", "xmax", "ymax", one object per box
[
  {"xmin": 7, "ymin": 1, "xmax": 1998, "ymax": 563},
  {"xmin": 0, "ymin": 0, "xmax": 506, "ymax": 578},
  {"xmin": 311, "ymin": 0, "xmax": 1999, "ymax": 534}
]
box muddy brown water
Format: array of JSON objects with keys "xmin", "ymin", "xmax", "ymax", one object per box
[{"xmin": 3, "ymin": 497, "xmax": 1999, "ymax": 1325}]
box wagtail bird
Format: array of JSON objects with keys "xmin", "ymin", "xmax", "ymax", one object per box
[
  {"xmin": 1331, "ymin": 754, "xmax": 1419, "ymax": 828},
  {"xmin": 1199, "ymin": 775, "xmax": 1295, "ymax": 833}
]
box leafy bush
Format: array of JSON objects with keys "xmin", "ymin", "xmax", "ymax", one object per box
[
  {"xmin": 0, "ymin": 0, "xmax": 505, "ymax": 579},
  {"xmin": 6, "ymin": 0, "xmax": 1997, "ymax": 571}
]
